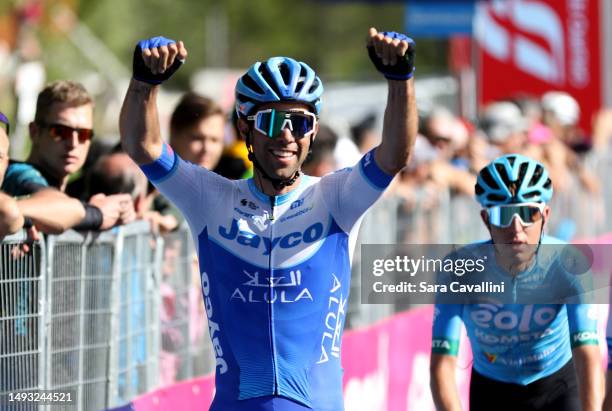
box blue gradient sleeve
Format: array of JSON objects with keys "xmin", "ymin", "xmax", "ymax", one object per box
[
  {"xmin": 139, "ymin": 143, "xmax": 178, "ymax": 183},
  {"xmin": 431, "ymin": 304, "xmax": 463, "ymax": 356},
  {"xmin": 567, "ymin": 304, "xmax": 599, "ymax": 348}
]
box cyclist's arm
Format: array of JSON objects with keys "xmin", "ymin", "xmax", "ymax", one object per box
[
  {"xmin": 119, "ymin": 39, "xmax": 187, "ymax": 164},
  {"xmin": 119, "ymin": 79, "xmax": 164, "ymax": 165},
  {"xmin": 374, "ymin": 78, "xmax": 417, "ymax": 175},
  {"xmin": 604, "ymin": 370, "xmax": 612, "ymax": 411},
  {"xmin": 573, "ymin": 345, "xmax": 604, "ymax": 411},
  {"xmin": 430, "ymin": 354, "xmax": 462, "ymax": 411},
  {"xmin": 430, "ymin": 304, "xmax": 463, "ymax": 411},
  {"xmin": 366, "ymin": 28, "xmax": 417, "ymax": 175},
  {"xmin": 567, "ymin": 304, "xmax": 603, "ymax": 411}
]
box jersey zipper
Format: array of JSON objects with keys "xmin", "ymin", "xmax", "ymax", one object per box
[{"xmin": 267, "ymin": 195, "xmax": 279, "ymax": 395}]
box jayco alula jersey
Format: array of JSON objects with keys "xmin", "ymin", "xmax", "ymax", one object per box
[{"xmin": 141, "ymin": 144, "xmax": 393, "ymax": 410}]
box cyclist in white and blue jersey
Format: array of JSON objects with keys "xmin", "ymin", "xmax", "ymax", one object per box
[
  {"xmin": 430, "ymin": 154, "xmax": 603, "ymax": 411},
  {"xmin": 119, "ymin": 29, "xmax": 417, "ymax": 410}
]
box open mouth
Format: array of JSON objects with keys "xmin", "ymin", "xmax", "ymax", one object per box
[{"xmin": 269, "ymin": 149, "xmax": 296, "ymax": 159}]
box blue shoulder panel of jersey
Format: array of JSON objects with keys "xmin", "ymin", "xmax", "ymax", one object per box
[
  {"xmin": 358, "ymin": 148, "xmax": 394, "ymax": 190},
  {"xmin": 139, "ymin": 143, "xmax": 179, "ymax": 183}
]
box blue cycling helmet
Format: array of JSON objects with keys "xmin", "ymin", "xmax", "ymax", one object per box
[
  {"xmin": 235, "ymin": 56, "xmax": 323, "ymax": 119},
  {"xmin": 475, "ymin": 154, "xmax": 553, "ymax": 206}
]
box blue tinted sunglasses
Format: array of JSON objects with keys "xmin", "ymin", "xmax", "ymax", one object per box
[{"xmin": 247, "ymin": 109, "xmax": 317, "ymax": 139}]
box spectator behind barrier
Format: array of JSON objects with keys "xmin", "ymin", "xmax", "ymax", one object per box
[
  {"xmin": 302, "ymin": 124, "xmax": 338, "ymax": 176},
  {"xmin": 1, "ymin": 81, "xmax": 136, "ymax": 231},
  {"xmin": 169, "ymin": 92, "xmax": 225, "ymax": 170},
  {"xmin": 0, "ymin": 111, "xmax": 84, "ymax": 240},
  {"xmin": 88, "ymin": 149, "xmax": 176, "ymax": 233},
  {"xmin": 414, "ymin": 108, "xmax": 476, "ymax": 195},
  {"xmin": 539, "ymin": 91, "xmax": 600, "ymax": 194},
  {"xmin": 480, "ymin": 101, "xmax": 528, "ymax": 156},
  {"xmin": 350, "ymin": 112, "xmax": 379, "ymax": 154}
]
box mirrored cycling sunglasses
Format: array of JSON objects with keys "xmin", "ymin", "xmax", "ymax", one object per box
[
  {"xmin": 486, "ymin": 202, "xmax": 545, "ymax": 228},
  {"xmin": 41, "ymin": 123, "xmax": 94, "ymax": 143},
  {"xmin": 247, "ymin": 109, "xmax": 317, "ymax": 139}
]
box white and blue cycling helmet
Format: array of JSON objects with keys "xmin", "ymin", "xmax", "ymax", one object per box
[
  {"xmin": 235, "ymin": 56, "xmax": 323, "ymax": 118},
  {"xmin": 475, "ymin": 154, "xmax": 553, "ymax": 207}
]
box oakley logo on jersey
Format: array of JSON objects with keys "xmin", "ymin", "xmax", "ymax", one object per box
[
  {"xmin": 471, "ymin": 304, "xmax": 556, "ymax": 331},
  {"xmin": 230, "ymin": 269, "xmax": 314, "ymax": 304},
  {"xmin": 219, "ymin": 218, "xmax": 324, "ymax": 255},
  {"xmin": 202, "ymin": 271, "xmax": 228, "ymax": 374}
]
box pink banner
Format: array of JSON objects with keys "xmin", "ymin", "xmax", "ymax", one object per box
[
  {"xmin": 132, "ymin": 376, "xmax": 215, "ymax": 410},
  {"xmin": 342, "ymin": 307, "xmax": 471, "ymax": 411},
  {"xmin": 131, "ymin": 306, "xmax": 610, "ymax": 411}
]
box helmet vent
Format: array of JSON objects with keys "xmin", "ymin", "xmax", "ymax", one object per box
[
  {"xmin": 475, "ymin": 183, "xmax": 484, "ymax": 195},
  {"xmin": 517, "ymin": 163, "xmax": 528, "ymax": 183},
  {"xmin": 261, "ymin": 66, "xmax": 278, "ymax": 92},
  {"xmin": 280, "ymin": 64, "xmax": 291, "ymax": 84},
  {"xmin": 507, "ymin": 155, "xmax": 516, "ymax": 167},
  {"xmin": 481, "ymin": 167, "xmax": 498, "ymax": 189},
  {"xmin": 488, "ymin": 194, "xmax": 507, "ymax": 202},
  {"xmin": 242, "ymin": 75, "xmax": 264, "ymax": 95},
  {"xmin": 528, "ymin": 165, "xmax": 543, "ymax": 187},
  {"xmin": 494, "ymin": 164, "xmax": 507, "ymax": 183}
]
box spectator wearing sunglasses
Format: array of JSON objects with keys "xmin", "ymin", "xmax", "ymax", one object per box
[
  {"xmin": 0, "ymin": 111, "xmax": 85, "ymax": 240},
  {"xmin": 430, "ymin": 154, "xmax": 602, "ymax": 411},
  {"xmin": 169, "ymin": 92, "xmax": 225, "ymax": 171},
  {"xmin": 120, "ymin": 28, "xmax": 416, "ymax": 411},
  {"xmin": 1, "ymin": 81, "xmax": 135, "ymax": 231}
]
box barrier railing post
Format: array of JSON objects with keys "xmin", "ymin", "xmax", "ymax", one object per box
[{"xmin": 107, "ymin": 226, "xmax": 124, "ymax": 409}]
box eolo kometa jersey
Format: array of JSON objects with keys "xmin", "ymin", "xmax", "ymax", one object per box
[
  {"xmin": 141, "ymin": 144, "xmax": 393, "ymax": 410},
  {"xmin": 432, "ymin": 237, "xmax": 599, "ymax": 385}
]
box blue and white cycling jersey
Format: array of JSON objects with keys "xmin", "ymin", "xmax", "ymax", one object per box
[
  {"xmin": 141, "ymin": 144, "xmax": 393, "ymax": 410},
  {"xmin": 432, "ymin": 237, "xmax": 599, "ymax": 385}
]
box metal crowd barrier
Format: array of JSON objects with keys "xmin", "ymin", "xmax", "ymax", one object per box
[
  {"xmin": 0, "ymin": 222, "xmax": 165, "ymax": 410},
  {"xmin": 0, "ymin": 230, "xmax": 45, "ymax": 411}
]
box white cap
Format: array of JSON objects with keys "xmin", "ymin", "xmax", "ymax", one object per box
[
  {"xmin": 541, "ymin": 91, "xmax": 580, "ymax": 126},
  {"xmin": 480, "ymin": 102, "xmax": 527, "ymax": 143}
]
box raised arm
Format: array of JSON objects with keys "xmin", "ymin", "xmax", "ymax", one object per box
[
  {"xmin": 367, "ymin": 28, "xmax": 417, "ymax": 175},
  {"xmin": 119, "ymin": 37, "xmax": 188, "ymax": 165}
]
